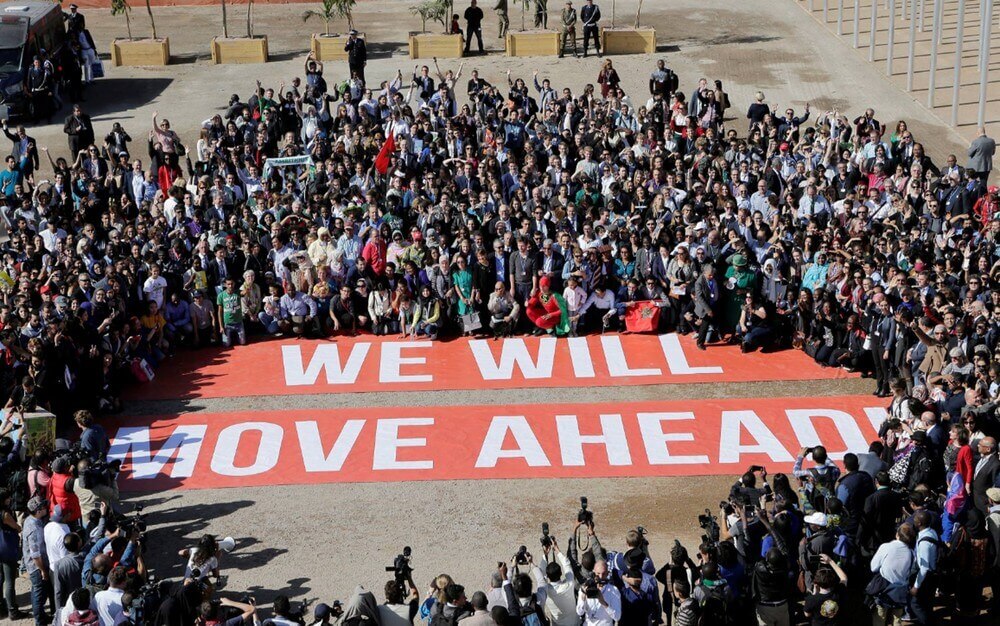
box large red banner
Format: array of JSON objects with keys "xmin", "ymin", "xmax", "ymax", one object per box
[
  {"xmin": 109, "ymin": 396, "xmax": 888, "ymax": 491},
  {"xmin": 127, "ymin": 333, "xmax": 854, "ymax": 400}
]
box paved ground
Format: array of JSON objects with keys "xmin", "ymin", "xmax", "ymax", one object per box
[{"xmin": 6, "ymin": 0, "xmax": 990, "ymax": 618}]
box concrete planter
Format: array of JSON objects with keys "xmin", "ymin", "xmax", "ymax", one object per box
[
  {"xmin": 311, "ymin": 33, "xmax": 364, "ymax": 61},
  {"xmin": 601, "ymin": 27, "xmax": 656, "ymax": 55},
  {"xmin": 505, "ymin": 30, "xmax": 560, "ymax": 56},
  {"xmin": 211, "ymin": 36, "xmax": 269, "ymax": 64},
  {"xmin": 408, "ymin": 32, "xmax": 463, "ymax": 59},
  {"xmin": 111, "ymin": 38, "xmax": 170, "ymax": 66}
]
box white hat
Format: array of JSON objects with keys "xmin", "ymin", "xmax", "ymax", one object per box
[
  {"xmin": 219, "ymin": 536, "xmax": 236, "ymax": 553},
  {"xmin": 694, "ymin": 221, "xmax": 708, "ymax": 231},
  {"xmin": 803, "ymin": 512, "xmax": 828, "ymax": 527}
]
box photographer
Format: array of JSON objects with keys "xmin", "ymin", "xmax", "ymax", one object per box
[
  {"xmin": 195, "ymin": 595, "xmax": 258, "ymax": 626},
  {"xmin": 750, "ymin": 549, "xmax": 791, "ymax": 626},
  {"xmin": 574, "ymin": 560, "xmax": 620, "ymax": 626},
  {"xmin": 47, "ymin": 457, "xmax": 82, "ymax": 527},
  {"xmin": 566, "ymin": 521, "xmax": 605, "ymax": 583},
  {"xmin": 82, "ymin": 526, "xmax": 139, "ymax": 591},
  {"xmin": 793, "ymin": 446, "xmax": 840, "ymax": 515},
  {"xmin": 501, "ymin": 553, "xmax": 548, "ymax": 626},
  {"xmin": 180, "ymin": 536, "xmax": 222, "ymax": 582},
  {"xmin": 74, "ymin": 456, "xmax": 121, "ymax": 520},
  {"xmin": 537, "ymin": 539, "xmax": 575, "ymax": 626},
  {"xmin": 654, "ymin": 543, "xmax": 699, "ymax": 626},
  {"xmin": 798, "ymin": 512, "xmax": 836, "ymax": 595}
]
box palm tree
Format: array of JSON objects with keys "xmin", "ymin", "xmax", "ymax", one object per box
[
  {"xmin": 303, "ymin": 0, "xmax": 357, "ymax": 36},
  {"xmin": 111, "ymin": 0, "xmax": 132, "ymax": 40},
  {"xmin": 146, "ymin": 0, "xmax": 158, "ymax": 38},
  {"xmin": 410, "ymin": 0, "xmax": 449, "ymax": 34},
  {"xmin": 634, "ymin": 0, "xmax": 644, "ymax": 28}
]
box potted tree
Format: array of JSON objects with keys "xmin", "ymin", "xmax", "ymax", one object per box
[
  {"xmin": 111, "ymin": 0, "xmax": 170, "ymax": 66},
  {"xmin": 506, "ymin": 0, "xmax": 560, "ymax": 57},
  {"xmin": 306, "ymin": 0, "xmax": 362, "ymax": 62},
  {"xmin": 211, "ymin": 0, "xmax": 268, "ymax": 64},
  {"xmin": 408, "ymin": 0, "xmax": 463, "ymax": 59},
  {"xmin": 602, "ymin": 0, "xmax": 655, "ymax": 55}
]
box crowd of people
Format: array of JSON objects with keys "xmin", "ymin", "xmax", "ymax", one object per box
[{"xmin": 1, "ymin": 1, "xmax": 1000, "ymax": 625}]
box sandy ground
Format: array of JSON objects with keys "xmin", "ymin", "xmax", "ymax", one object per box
[
  {"xmin": 4, "ymin": 0, "xmax": 987, "ymax": 619},
  {"xmin": 22, "ymin": 0, "xmax": 970, "ymax": 165}
]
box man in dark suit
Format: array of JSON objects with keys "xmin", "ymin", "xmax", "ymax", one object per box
[
  {"xmin": 63, "ymin": 104, "xmax": 94, "ymax": 156},
  {"xmin": 693, "ymin": 264, "xmax": 719, "ymax": 350},
  {"xmin": 921, "ymin": 411, "xmax": 949, "ymax": 458},
  {"xmin": 857, "ymin": 471, "xmax": 902, "ymax": 557},
  {"xmin": 535, "ymin": 239, "xmax": 564, "ymax": 293},
  {"xmin": 63, "ymin": 4, "xmax": 86, "ymax": 32},
  {"xmin": 973, "ymin": 437, "xmax": 1000, "ymax": 514},
  {"xmin": 122, "ymin": 159, "xmax": 145, "ymax": 204},
  {"xmin": 344, "ymin": 30, "xmax": 367, "ymax": 85},
  {"xmin": 836, "ymin": 453, "xmax": 875, "ymax": 535},
  {"xmin": 207, "ymin": 246, "xmax": 234, "ymax": 294}
]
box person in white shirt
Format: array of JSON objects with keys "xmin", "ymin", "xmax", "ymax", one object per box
[
  {"xmin": 142, "ymin": 263, "xmax": 168, "ymax": 309},
  {"xmin": 538, "ymin": 540, "xmax": 576, "ymax": 626},
  {"xmin": 44, "ymin": 506, "xmax": 70, "ymax": 577},
  {"xmin": 94, "ymin": 566, "xmax": 127, "ymax": 626},
  {"xmin": 575, "ymin": 560, "xmax": 621, "ymax": 626}
]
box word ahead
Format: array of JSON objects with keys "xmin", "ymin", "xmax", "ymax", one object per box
[
  {"xmin": 109, "ymin": 396, "xmax": 886, "ymax": 491},
  {"xmin": 133, "ymin": 334, "xmax": 852, "ymax": 400}
]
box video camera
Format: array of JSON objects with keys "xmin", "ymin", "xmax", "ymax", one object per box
[
  {"xmin": 697, "ymin": 508, "xmax": 720, "ymax": 548},
  {"xmin": 115, "ymin": 504, "xmax": 148, "ymax": 547},
  {"xmin": 127, "ymin": 576, "xmax": 162, "ymax": 626},
  {"xmin": 386, "ymin": 546, "xmax": 413, "ymax": 591},
  {"xmin": 540, "ymin": 523, "xmax": 552, "ymax": 549},
  {"xmin": 577, "ymin": 497, "xmax": 593, "ymax": 526},
  {"xmin": 582, "ymin": 574, "xmax": 604, "ymax": 598},
  {"xmin": 514, "ymin": 545, "xmax": 531, "ymax": 565}
]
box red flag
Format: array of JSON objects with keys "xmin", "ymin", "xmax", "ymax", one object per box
[
  {"xmin": 374, "ymin": 130, "xmax": 395, "ymax": 175},
  {"xmin": 624, "ymin": 300, "xmax": 661, "ymax": 333}
]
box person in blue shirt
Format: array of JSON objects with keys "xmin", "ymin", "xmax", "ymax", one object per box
[
  {"xmin": 82, "ymin": 530, "xmax": 138, "ymax": 590},
  {"xmin": 0, "ymin": 154, "xmax": 30, "ymax": 199},
  {"xmin": 74, "ymin": 410, "xmax": 108, "ymax": 463}
]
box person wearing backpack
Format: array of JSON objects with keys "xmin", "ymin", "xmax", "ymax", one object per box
[
  {"xmin": 691, "ymin": 563, "xmax": 731, "ymax": 626},
  {"xmin": 502, "ymin": 556, "xmax": 549, "ymax": 626},
  {"xmin": 793, "ymin": 447, "xmax": 841, "ymax": 515},
  {"xmin": 430, "ymin": 583, "xmax": 473, "ymax": 626},
  {"xmin": 908, "ymin": 510, "xmax": 942, "ymax": 625}
]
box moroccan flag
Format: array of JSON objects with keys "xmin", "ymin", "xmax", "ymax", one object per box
[
  {"xmin": 374, "ymin": 130, "xmax": 395, "ymax": 175},
  {"xmin": 624, "ymin": 300, "xmax": 661, "ymax": 333}
]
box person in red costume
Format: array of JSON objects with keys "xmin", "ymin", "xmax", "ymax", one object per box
[{"xmin": 525, "ymin": 276, "xmax": 570, "ymax": 336}]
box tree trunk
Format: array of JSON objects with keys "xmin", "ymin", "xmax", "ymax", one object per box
[
  {"xmin": 521, "ymin": 2, "xmax": 525, "ymax": 30},
  {"xmin": 125, "ymin": 8, "xmax": 132, "ymax": 40},
  {"xmin": 634, "ymin": 0, "xmax": 643, "ymax": 28},
  {"xmin": 347, "ymin": 11, "xmax": 354, "ymax": 30},
  {"xmin": 325, "ymin": 17, "xmax": 331, "ymax": 36},
  {"xmin": 612, "ymin": 0, "xmax": 615, "ymax": 28},
  {"xmin": 247, "ymin": 0, "xmax": 253, "ymax": 38},
  {"xmin": 146, "ymin": 0, "xmax": 157, "ymax": 39},
  {"xmin": 222, "ymin": 0, "xmax": 229, "ymax": 38}
]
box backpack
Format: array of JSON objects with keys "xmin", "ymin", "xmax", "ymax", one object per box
[
  {"xmin": 516, "ymin": 597, "xmax": 548, "ymax": 626},
  {"xmin": 916, "ymin": 536, "xmax": 953, "ymax": 578},
  {"xmin": 808, "ymin": 468, "xmax": 836, "ymax": 512},
  {"xmin": 697, "ymin": 583, "xmax": 729, "ymax": 626},
  {"xmin": 7, "ymin": 464, "xmax": 30, "ymax": 513}
]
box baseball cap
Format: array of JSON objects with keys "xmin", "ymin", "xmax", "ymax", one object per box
[
  {"xmin": 803, "ymin": 512, "xmax": 828, "ymax": 527},
  {"xmin": 949, "ymin": 347, "xmax": 964, "ymax": 358},
  {"xmin": 27, "ymin": 496, "xmax": 48, "ymax": 514}
]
